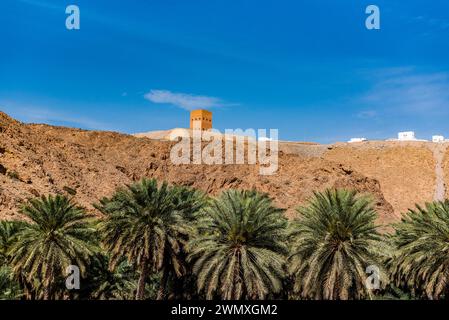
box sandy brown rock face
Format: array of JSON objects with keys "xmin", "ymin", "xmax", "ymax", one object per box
[
  {"xmin": 441, "ymin": 146, "xmax": 449, "ymax": 201},
  {"xmin": 0, "ymin": 111, "xmax": 395, "ymax": 225},
  {"xmin": 323, "ymin": 141, "xmax": 436, "ymax": 219}
]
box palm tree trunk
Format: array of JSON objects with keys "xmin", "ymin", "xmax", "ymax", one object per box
[
  {"xmin": 157, "ymin": 268, "xmax": 168, "ymax": 300},
  {"xmin": 136, "ymin": 262, "xmax": 148, "ymax": 300},
  {"xmin": 43, "ymin": 268, "xmax": 52, "ymax": 300},
  {"xmin": 43, "ymin": 284, "xmax": 51, "ymax": 300}
]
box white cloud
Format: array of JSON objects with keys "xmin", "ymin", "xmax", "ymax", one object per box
[
  {"xmin": 358, "ymin": 68, "xmax": 449, "ymax": 116},
  {"xmin": 144, "ymin": 89, "xmax": 228, "ymax": 110}
]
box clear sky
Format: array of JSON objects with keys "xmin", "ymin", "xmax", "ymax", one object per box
[{"xmin": 1, "ymin": 0, "xmax": 449, "ymax": 143}]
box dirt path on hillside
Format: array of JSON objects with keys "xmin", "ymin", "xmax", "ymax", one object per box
[{"xmin": 431, "ymin": 143, "xmax": 448, "ymax": 201}]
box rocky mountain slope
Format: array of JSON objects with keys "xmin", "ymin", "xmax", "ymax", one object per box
[
  {"xmin": 0, "ymin": 111, "xmax": 397, "ymax": 226},
  {"xmin": 322, "ymin": 141, "xmax": 440, "ymax": 220},
  {"xmin": 135, "ymin": 128, "xmax": 449, "ymax": 222},
  {"xmin": 3, "ymin": 110, "xmax": 445, "ymax": 227}
]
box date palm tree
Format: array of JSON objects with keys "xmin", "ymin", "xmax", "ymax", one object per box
[
  {"xmin": 188, "ymin": 189, "xmax": 288, "ymax": 300},
  {"xmin": 389, "ymin": 200, "xmax": 449, "ymax": 299},
  {"xmin": 170, "ymin": 185, "xmax": 206, "ymax": 222},
  {"xmin": 0, "ymin": 220, "xmax": 25, "ymax": 266},
  {"xmin": 0, "ymin": 221, "xmax": 24, "ymax": 300},
  {"xmin": 81, "ymin": 254, "xmax": 138, "ymax": 300},
  {"xmin": 97, "ymin": 179, "xmax": 193, "ymax": 300},
  {"xmin": 0, "ymin": 266, "xmax": 22, "ymax": 300},
  {"xmin": 8, "ymin": 195, "xmax": 97, "ymax": 300},
  {"xmin": 163, "ymin": 185, "xmax": 206, "ymax": 299},
  {"xmin": 289, "ymin": 189, "xmax": 386, "ymax": 300}
]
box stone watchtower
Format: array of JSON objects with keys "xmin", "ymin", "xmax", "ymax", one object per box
[{"xmin": 190, "ymin": 109, "xmax": 212, "ymax": 130}]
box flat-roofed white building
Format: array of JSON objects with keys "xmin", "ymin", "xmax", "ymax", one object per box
[
  {"xmin": 348, "ymin": 138, "xmax": 367, "ymax": 143},
  {"xmin": 432, "ymin": 135, "xmax": 445, "ymax": 143},
  {"xmin": 398, "ymin": 131, "xmax": 416, "ymax": 141}
]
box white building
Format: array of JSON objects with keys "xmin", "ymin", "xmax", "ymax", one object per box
[
  {"xmin": 398, "ymin": 131, "xmax": 416, "ymax": 141},
  {"xmin": 432, "ymin": 135, "xmax": 445, "ymax": 143},
  {"xmin": 348, "ymin": 138, "xmax": 367, "ymax": 143}
]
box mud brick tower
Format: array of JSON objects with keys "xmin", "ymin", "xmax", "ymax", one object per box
[{"xmin": 190, "ymin": 109, "xmax": 212, "ymax": 130}]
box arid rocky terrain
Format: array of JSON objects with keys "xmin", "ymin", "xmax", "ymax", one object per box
[
  {"xmin": 1, "ymin": 111, "xmax": 447, "ymax": 228},
  {"xmin": 323, "ymin": 141, "xmax": 442, "ymax": 220}
]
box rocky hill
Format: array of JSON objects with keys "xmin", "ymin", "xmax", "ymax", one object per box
[
  {"xmin": 322, "ymin": 141, "xmax": 444, "ymax": 220},
  {"xmin": 2, "ymin": 111, "xmax": 444, "ymax": 227}
]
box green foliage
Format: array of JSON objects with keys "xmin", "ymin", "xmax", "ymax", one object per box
[
  {"xmin": 289, "ymin": 189, "xmax": 386, "ymax": 300},
  {"xmin": 97, "ymin": 179, "xmax": 194, "ymax": 299},
  {"xmin": 7, "ymin": 171, "xmax": 19, "ymax": 181},
  {"xmin": 0, "ymin": 266, "xmax": 22, "ymax": 300},
  {"xmin": 8, "ymin": 195, "xmax": 97, "ymax": 299},
  {"xmin": 162, "ymin": 185, "xmax": 206, "ymax": 299},
  {"xmin": 374, "ymin": 284, "xmax": 415, "ymax": 300},
  {"xmin": 0, "ymin": 220, "xmax": 25, "ymax": 265},
  {"xmin": 170, "ymin": 185, "xmax": 206, "ymax": 222},
  {"xmin": 388, "ymin": 200, "xmax": 449, "ymax": 299},
  {"xmin": 78, "ymin": 254, "xmax": 138, "ymax": 300},
  {"xmin": 63, "ymin": 186, "xmax": 77, "ymax": 196},
  {"xmin": 3, "ymin": 180, "xmax": 444, "ymax": 301},
  {"xmin": 188, "ymin": 189, "xmax": 288, "ymax": 300}
]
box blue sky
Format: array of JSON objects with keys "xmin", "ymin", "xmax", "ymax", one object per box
[{"xmin": 1, "ymin": 0, "xmax": 449, "ymax": 143}]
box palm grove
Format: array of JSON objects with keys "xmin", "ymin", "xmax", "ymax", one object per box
[{"xmin": 1, "ymin": 178, "xmax": 449, "ymax": 300}]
